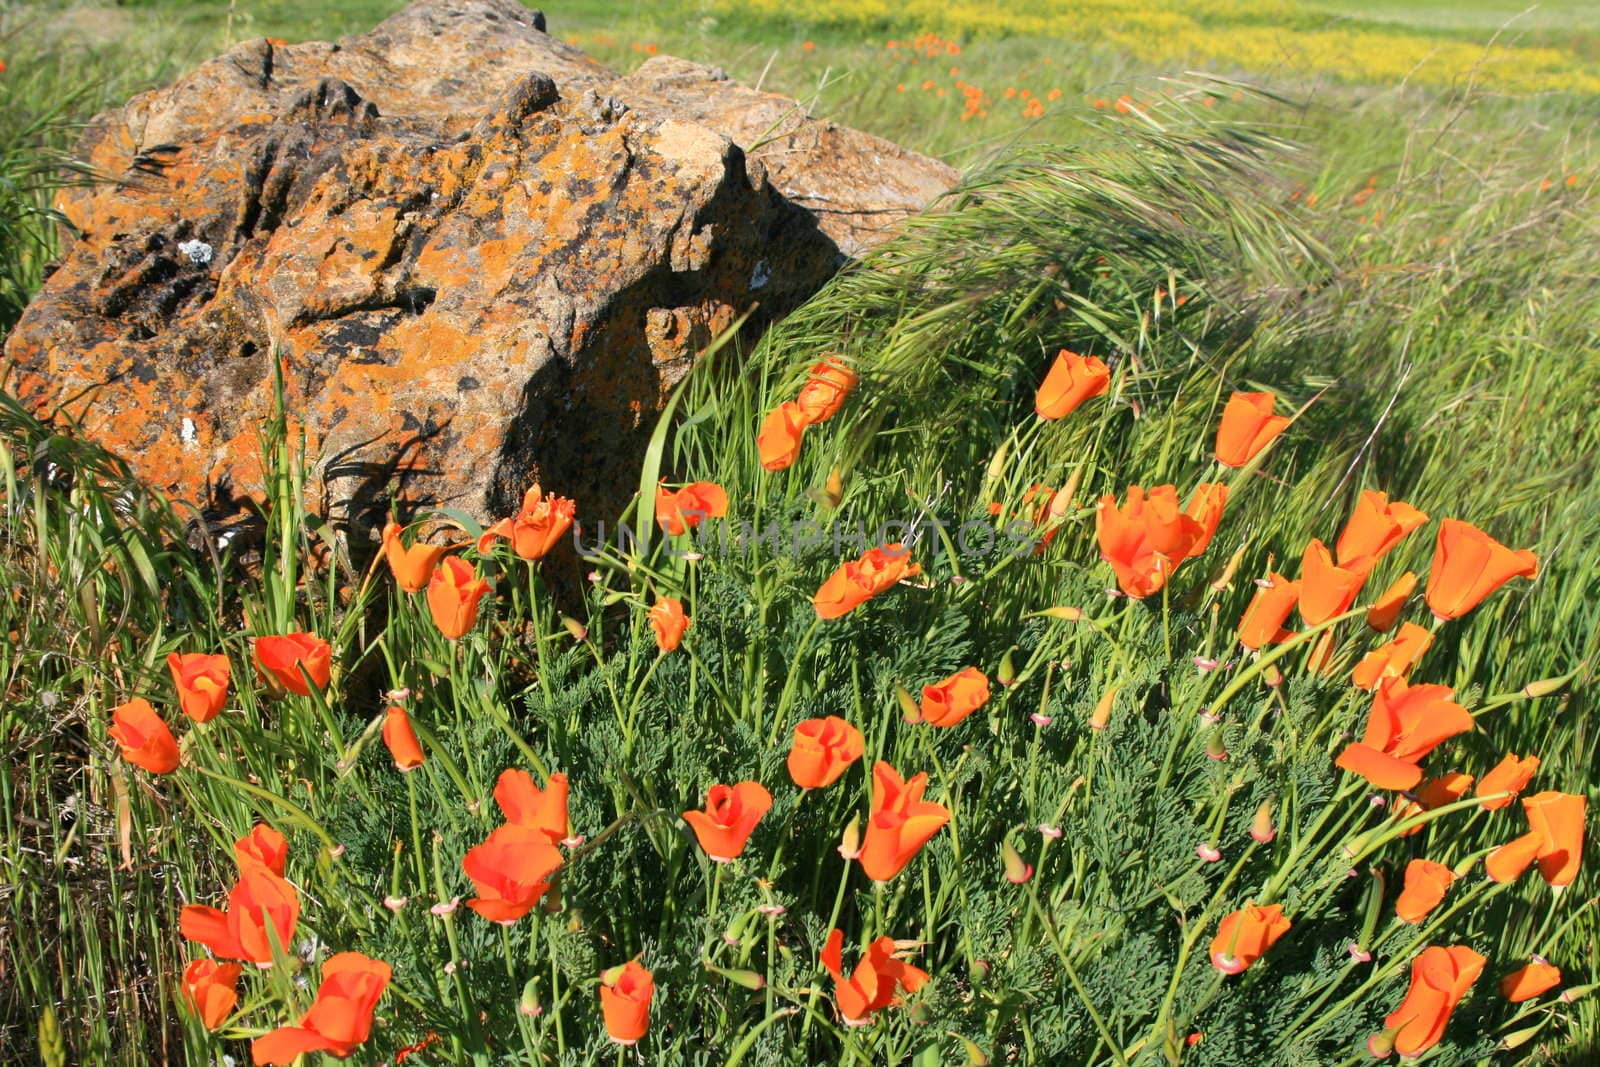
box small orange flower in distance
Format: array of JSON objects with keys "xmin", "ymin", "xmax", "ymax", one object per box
[
  {"xmin": 236, "ymin": 823, "xmax": 288, "ymax": 876},
  {"xmin": 683, "ymin": 781, "xmax": 773, "ymax": 862},
  {"xmin": 1424, "ymin": 519, "xmax": 1537, "ymax": 620},
  {"xmin": 1095, "ymin": 485, "xmax": 1205, "ymax": 599},
  {"xmin": 796, "ymin": 356, "xmax": 858, "ymax": 424},
  {"xmin": 1299, "ymin": 539, "xmax": 1369, "ymax": 625},
  {"xmin": 1351, "ymin": 621, "xmax": 1433, "ymax": 690},
  {"xmin": 813, "ymin": 543, "xmax": 919, "ymax": 619},
  {"xmin": 251, "ymin": 952, "xmax": 391, "ymax": 1065},
  {"xmin": 1395, "ymin": 859, "xmax": 1455, "ymax": 923},
  {"xmin": 180, "ymin": 863, "xmax": 300, "ymax": 965},
  {"xmin": 860, "ymin": 761, "xmax": 950, "ymax": 882},
  {"xmin": 655, "ymin": 482, "xmax": 728, "ymax": 536},
  {"xmin": 381, "ymin": 706, "xmax": 425, "ymax": 771},
  {"xmin": 477, "ymin": 485, "xmax": 576, "ymax": 560},
  {"xmin": 254, "ymin": 632, "xmax": 332, "ymax": 696},
  {"xmin": 181, "ymin": 958, "xmax": 241, "ymax": 1031},
  {"xmin": 820, "ymin": 929, "xmax": 930, "ymax": 1024},
  {"xmin": 1209, "ymin": 904, "xmax": 1291, "ymax": 974},
  {"xmin": 1523, "ymin": 791, "xmax": 1585, "ymax": 887},
  {"xmin": 168, "ymin": 652, "xmax": 230, "ymax": 723},
  {"xmin": 1381, "ymin": 945, "xmax": 1484, "ymax": 1057},
  {"xmin": 1392, "ymin": 772, "xmax": 1474, "ymax": 837},
  {"xmin": 599, "ymin": 960, "xmax": 654, "ymax": 1046},
  {"xmin": 1485, "ymin": 831, "xmax": 1544, "ymax": 883},
  {"xmin": 1034, "ymin": 349, "xmax": 1111, "ymax": 419},
  {"xmin": 495, "ymin": 768, "xmax": 570, "ymax": 845},
  {"xmin": 1476, "ymin": 754, "xmax": 1539, "ymax": 812},
  {"xmin": 1336, "ymin": 491, "xmax": 1428, "ymax": 568},
  {"xmin": 757, "ymin": 402, "xmax": 808, "ymax": 471},
  {"xmin": 427, "ymin": 557, "xmax": 491, "ymax": 640},
  {"xmin": 382, "ymin": 521, "xmax": 452, "ymax": 593},
  {"xmin": 788, "ymin": 716, "xmax": 865, "ymax": 789},
  {"xmin": 1366, "ymin": 571, "xmax": 1417, "ymax": 632},
  {"xmin": 1215, "ymin": 391, "xmax": 1291, "ymax": 468},
  {"xmin": 920, "ymin": 667, "xmax": 991, "ymax": 727},
  {"xmin": 1237, "ymin": 573, "xmax": 1299, "ymax": 650},
  {"xmin": 109, "ymin": 698, "xmax": 180, "ymax": 774},
  {"xmin": 1501, "ymin": 960, "xmax": 1561, "ymax": 1003},
  {"xmin": 647, "ymin": 597, "xmax": 690, "ymax": 652},
  {"xmin": 1335, "ymin": 679, "xmax": 1474, "ymax": 791},
  {"xmin": 463, "ymin": 825, "xmax": 563, "ymax": 922}
]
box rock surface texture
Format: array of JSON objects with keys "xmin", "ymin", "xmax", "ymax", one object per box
[{"xmin": 2, "ymin": 0, "xmax": 956, "ymax": 534}]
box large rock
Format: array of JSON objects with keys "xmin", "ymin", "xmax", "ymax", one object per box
[{"xmin": 2, "ymin": 0, "xmax": 956, "ymax": 536}]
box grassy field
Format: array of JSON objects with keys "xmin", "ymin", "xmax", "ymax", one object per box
[{"xmin": 2, "ymin": 0, "xmax": 1598, "ymax": 1064}]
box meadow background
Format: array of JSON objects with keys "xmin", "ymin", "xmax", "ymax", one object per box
[{"xmin": 2, "ymin": 0, "xmax": 1598, "ymax": 1064}]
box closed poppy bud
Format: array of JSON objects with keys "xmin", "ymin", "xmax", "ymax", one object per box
[
  {"xmin": 837, "ymin": 815, "xmax": 862, "ymax": 860},
  {"xmin": 382, "ymin": 706, "xmax": 425, "ymax": 771},
  {"xmin": 1183, "ymin": 483, "xmax": 1229, "ymax": 559},
  {"xmin": 1215, "ymin": 391, "xmax": 1290, "ymax": 468},
  {"xmin": 788, "ymin": 716, "xmax": 865, "ymax": 789},
  {"xmin": 1424, "ymin": 519, "xmax": 1537, "ymax": 620},
  {"xmin": 1382, "ymin": 945, "xmax": 1484, "ymax": 1057},
  {"xmin": 1486, "ymin": 831, "xmax": 1545, "ymax": 883},
  {"xmin": 427, "ymin": 557, "xmax": 491, "ymax": 640},
  {"xmin": 819, "ymin": 929, "xmax": 930, "ymax": 1024},
  {"xmin": 254, "ymin": 632, "xmax": 332, "ymax": 696},
  {"xmin": 382, "ymin": 521, "xmax": 452, "ymax": 593},
  {"xmin": 1476, "ymin": 754, "xmax": 1539, "ymax": 812},
  {"xmin": 108, "ymin": 698, "xmax": 180, "ymax": 774},
  {"xmin": 895, "ymin": 683, "xmax": 923, "ymax": 724},
  {"xmin": 478, "ymin": 484, "xmax": 577, "ymax": 560},
  {"xmin": 860, "ymin": 762, "xmax": 950, "ymax": 882},
  {"xmin": 167, "ymin": 652, "xmax": 230, "ymax": 723},
  {"xmin": 599, "ymin": 960, "xmax": 654, "ymax": 1045},
  {"xmin": 796, "ymin": 356, "xmax": 858, "ymax": 424},
  {"xmin": 1089, "ymin": 685, "xmax": 1118, "ymax": 730},
  {"xmin": 1336, "ymin": 491, "xmax": 1428, "ymax": 568},
  {"xmin": 1209, "ymin": 904, "xmax": 1291, "ymax": 974},
  {"xmin": 180, "ymin": 958, "xmax": 241, "ymax": 1031},
  {"xmin": 920, "ymin": 667, "xmax": 991, "ymax": 727},
  {"xmin": 1395, "ymin": 859, "xmax": 1454, "ymax": 923},
  {"xmin": 813, "ymin": 544, "xmax": 918, "ymax": 619},
  {"xmin": 1352, "ymin": 621, "xmax": 1432, "ymax": 690},
  {"xmin": 1366, "ymin": 572, "xmax": 1417, "ymax": 633},
  {"xmin": 655, "ymin": 482, "xmax": 728, "ymax": 536},
  {"xmin": 1522, "ymin": 791, "xmax": 1585, "ymax": 887},
  {"xmin": 1034, "ymin": 349, "xmax": 1111, "ymax": 419},
  {"xmin": 757, "ymin": 401, "xmax": 807, "ymax": 471},
  {"xmin": 997, "ymin": 646, "xmax": 1018, "ymax": 686},
  {"xmin": 683, "ymin": 781, "xmax": 773, "ymax": 862},
  {"xmin": 1392, "ymin": 772, "xmax": 1474, "ymax": 837},
  {"xmin": 1250, "ymin": 799, "xmax": 1276, "ymax": 843},
  {"xmin": 647, "ymin": 597, "xmax": 690, "ymax": 652},
  {"xmin": 462, "ymin": 825, "xmax": 563, "ymax": 922},
  {"xmin": 1236, "ymin": 573, "xmax": 1299, "ymax": 650},
  {"xmin": 1299, "ymin": 539, "xmax": 1369, "ymax": 626},
  {"xmin": 251, "ymin": 952, "xmax": 391, "ymax": 1065},
  {"xmin": 1501, "ymin": 961, "xmax": 1561, "ymax": 1003},
  {"xmin": 1001, "ymin": 836, "xmax": 1033, "ymax": 883}
]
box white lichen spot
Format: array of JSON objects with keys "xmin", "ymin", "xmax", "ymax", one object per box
[
  {"xmin": 750, "ymin": 259, "xmax": 770, "ymax": 290},
  {"xmin": 177, "ymin": 239, "xmax": 213, "ymax": 265},
  {"xmin": 180, "ymin": 417, "xmax": 199, "ymax": 449}
]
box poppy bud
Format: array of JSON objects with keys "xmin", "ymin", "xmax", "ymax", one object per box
[
  {"xmin": 896, "ymin": 683, "xmax": 923, "ymax": 724},
  {"xmin": 997, "ymin": 647, "xmax": 1018, "ymax": 687},
  {"xmin": 1366, "ymin": 1027, "xmax": 1398, "ymax": 1058},
  {"xmin": 1521, "ymin": 675, "xmax": 1569, "ymax": 699},
  {"xmin": 1034, "ymin": 349, "xmax": 1111, "ymax": 419},
  {"xmin": 1250, "ymin": 799, "xmax": 1276, "ymax": 843},
  {"xmin": 837, "ymin": 815, "xmax": 862, "ymax": 861},
  {"xmin": 561, "ymin": 616, "xmax": 588, "ymax": 641},
  {"xmin": 757, "ymin": 402, "xmax": 807, "ymax": 471},
  {"xmin": 1001, "ymin": 837, "xmax": 1033, "ymax": 884},
  {"xmin": 796, "ymin": 356, "xmax": 858, "ymax": 424},
  {"xmin": 1089, "ymin": 686, "xmax": 1118, "ymax": 730},
  {"xmin": 518, "ymin": 978, "xmax": 543, "ymax": 1016},
  {"xmin": 381, "ymin": 706, "xmax": 425, "ymax": 771},
  {"xmin": 1205, "ymin": 732, "xmax": 1229, "ymax": 761},
  {"xmin": 705, "ymin": 963, "xmax": 766, "ymax": 990},
  {"xmin": 1036, "ymin": 605, "xmax": 1084, "ymax": 622}
]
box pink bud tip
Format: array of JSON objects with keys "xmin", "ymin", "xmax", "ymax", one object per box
[{"xmin": 1196, "ymin": 844, "xmax": 1222, "ymax": 862}]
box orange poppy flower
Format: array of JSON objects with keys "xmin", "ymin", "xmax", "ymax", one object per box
[
  {"xmin": 683, "ymin": 781, "xmax": 772, "ymax": 862},
  {"xmin": 1335, "ymin": 491, "xmax": 1428, "ymax": 568},
  {"xmin": 1351, "ymin": 621, "xmax": 1432, "ymax": 691},
  {"xmin": 788, "ymin": 716, "xmax": 865, "ymax": 789},
  {"xmin": 860, "ymin": 761, "xmax": 950, "ymax": 882},
  {"xmin": 1095, "ymin": 485, "xmax": 1205, "ymax": 599},
  {"xmin": 757, "ymin": 401, "xmax": 808, "ymax": 471},
  {"xmin": 180, "ymin": 863, "xmax": 300, "ymax": 965},
  {"xmin": 235, "ymin": 823, "xmax": 288, "ymax": 876},
  {"xmin": 1381, "ymin": 945, "xmax": 1484, "ymax": 1057},
  {"xmin": 1522, "ymin": 791, "xmax": 1585, "ymax": 887},
  {"xmin": 1391, "ymin": 772, "xmax": 1474, "ymax": 837},
  {"xmin": 647, "ymin": 597, "xmax": 690, "ymax": 652},
  {"xmin": 494, "ymin": 768, "xmax": 570, "ymax": 845},
  {"xmin": 1366, "ymin": 571, "xmax": 1417, "ymax": 632},
  {"xmin": 1184, "ymin": 483, "xmax": 1229, "ymax": 559},
  {"xmin": 819, "ymin": 928, "xmax": 930, "ymax": 1023},
  {"xmin": 381, "ymin": 706, "xmax": 424, "ymax": 771},
  {"xmin": 382, "ymin": 521, "xmax": 453, "ymax": 592},
  {"xmin": 599, "ymin": 960, "xmax": 654, "ymax": 1045},
  {"xmin": 1335, "ymin": 679, "xmax": 1474, "ymax": 791},
  {"xmin": 654, "ymin": 482, "xmax": 728, "ymax": 536},
  {"xmin": 251, "ymin": 952, "xmax": 391, "ymax": 1065},
  {"xmin": 813, "ymin": 543, "xmax": 918, "ymax": 619},
  {"xmin": 1501, "ymin": 961, "xmax": 1561, "ymax": 1003},
  {"xmin": 427, "ymin": 557, "xmax": 491, "ymax": 640},
  {"xmin": 1299, "ymin": 539, "xmax": 1369, "ymax": 626},
  {"xmin": 108, "ymin": 698, "xmax": 180, "ymax": 774},
  {"xmin": 796, "ymin": 356, "xmax": 858, "ymax": 424},
  {"xmin": 1215, "ymin": 391, "xmax": 1290, "ymax": 468},
  {"xmin": 1209, "ymin": 904, "xmax": 1291, "ymax": 974},
  {"xmin": 1475, "ymin": 754, "xmax": 1539, "ymax": 812},
  {"xmin": 1485, "ymin": 831, "xmax": 1544, "ymax": 883},
  {"xmin": 477, "ymin": 484, "xmax": 576, "ymax": 560},
  {"xmin": 1424, "ymin": 519, "xmax": 1537, "ymax": 620},
  {"xmin": 1395, "ymin": 859, "xmax": 1454, "ymax": 923},
  {"xmin": 1236, "ymin": 573, "xmax": 1299, "ymax": 650},
  {"xmin": 254, "ymin": 632, "xmax": 332, "ymax": 696},
  {"xmin": 1034, "ymin": 349, "xmax": 1111, "ymax": 419},
  {"xmin": 462, "ymin": 824, "xmax": 564, "ymax": 922},
  {"xmin": 919, "ymin": 667, "xmax": 991, "ymax": 727},
  {"xmin": 167, "ymin": 652, "xmax": 230, "ymax": 723},
  {"xmin": 181, "ymin": 958, "xmax": 241, "ymax": 1031}
]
